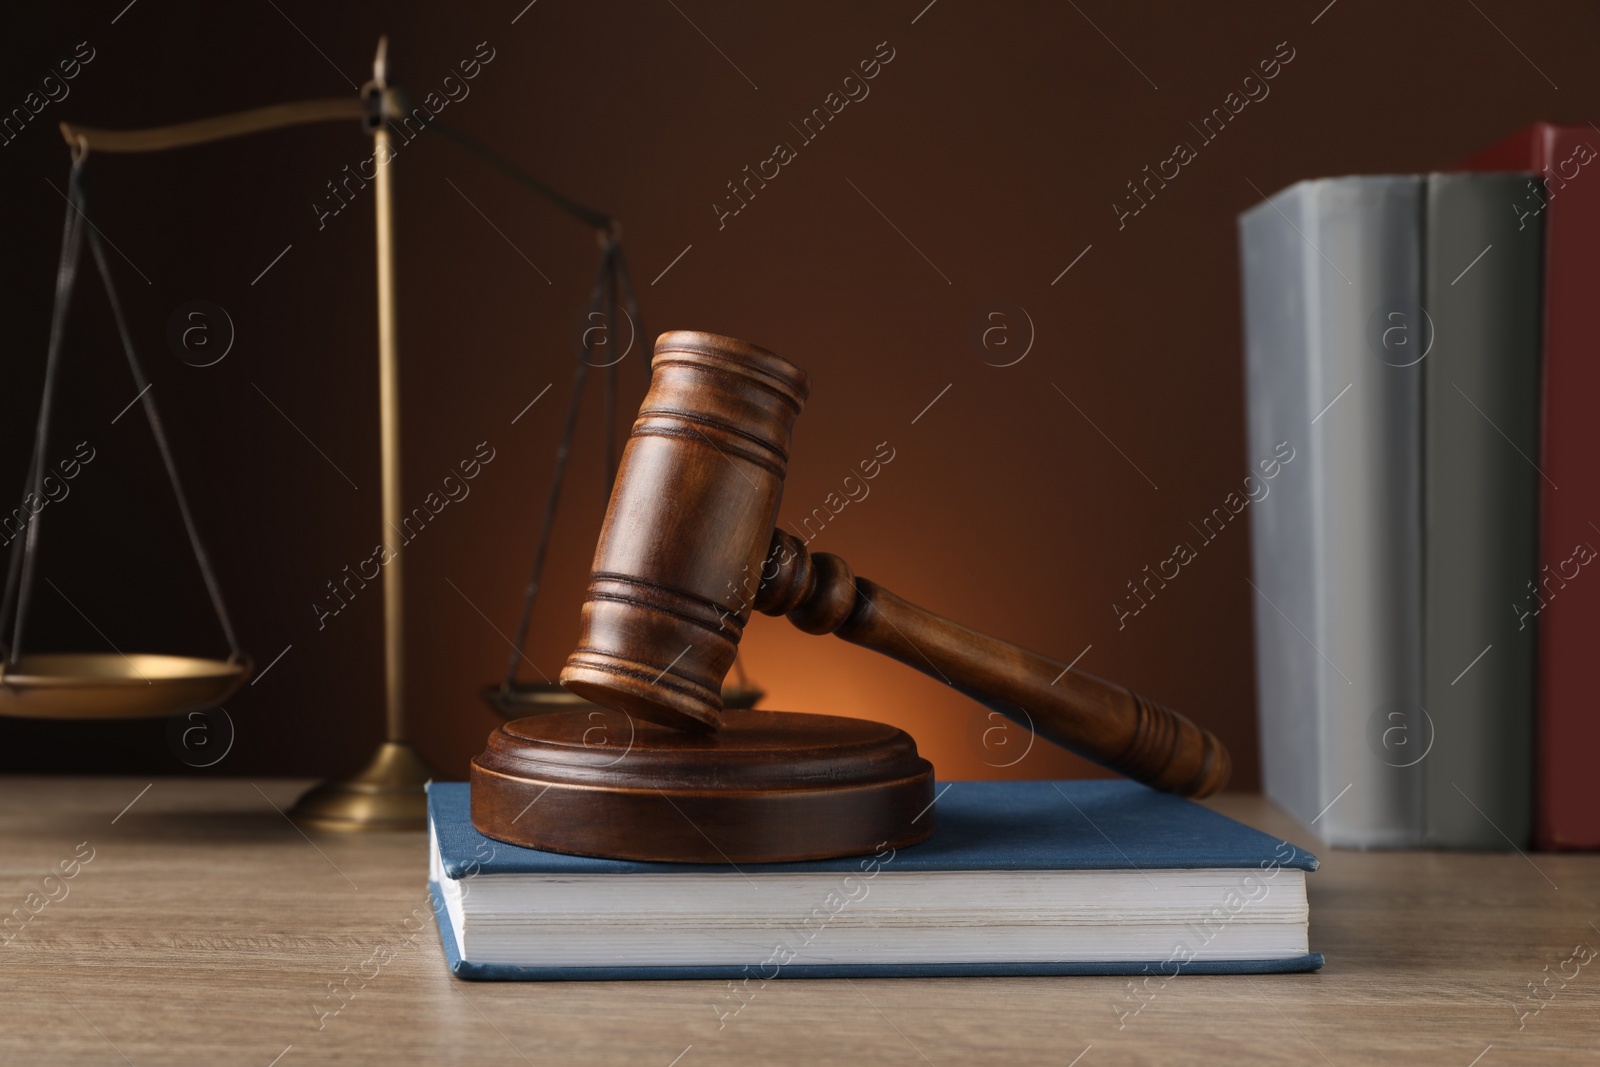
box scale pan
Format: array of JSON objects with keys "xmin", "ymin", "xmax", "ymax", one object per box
[
  {"xmin": 482, "ymin": 681, "xmax": 764, "ymax": 719},
  {"xmin": 0, "ymin": 653, "xmax": 251, "ymax": 720}
]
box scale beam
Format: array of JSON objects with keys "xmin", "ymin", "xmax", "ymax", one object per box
[{"xmin": 59, "ymin": 97, "xmax": 366, "ymax": 154}]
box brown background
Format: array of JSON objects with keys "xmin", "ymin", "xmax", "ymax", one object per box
[{"xmin": 0, "ymin": 0, "xmax": 1591, "ymax": 787}]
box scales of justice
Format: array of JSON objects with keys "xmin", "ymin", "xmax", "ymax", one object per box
[{"xmin": 16, "ymin": 40, "xmax": 1229, "ymax": 859}]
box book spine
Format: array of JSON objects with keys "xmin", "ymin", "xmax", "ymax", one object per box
[
  {"xmin": 1240, "ymin": 183, "xmax": 1325, "ymax": 835},
  {"xmin": 1532, "ymin": 131, "xmax": 1600, "ymax": 850},
  {"xmin": 1421, "ymin": 173, "xmax": 1539, "ymax": 848},
  {"xmin": 1460, "ymin": 125, "xmax": 1600, "ymax": 850},
  {"xmin": 1240, "ymin": 178, "xmax": 1426, "ymax": 847}
]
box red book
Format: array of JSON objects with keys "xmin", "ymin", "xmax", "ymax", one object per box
[{"xmin": 1463, "ymin": 124, "xmax": 1600, "ymax": 850}]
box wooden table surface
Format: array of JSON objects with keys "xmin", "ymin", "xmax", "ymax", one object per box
[{"xmin": 0, "ymin": 777, "xmax": 1595, "ymax": 1066}]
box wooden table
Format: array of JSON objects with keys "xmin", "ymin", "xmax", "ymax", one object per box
[{"xmin": 1, "ymin": 778, "xmax": 1595, "ymax": 1065}]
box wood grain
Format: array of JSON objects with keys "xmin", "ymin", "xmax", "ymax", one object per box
[
  {"xmin": 755, "ymin": 529, "xmax": 1230, "ymax": 796},
  {"xmin": 471, "ymin": 709, "xmax": 935, "ymax": 862},
  {"xmin": 0, "ymin": 777, "xmax": 1595, "ymax": 1066},
  {"xmin": 559, "ymin": 331, "xmax": 812, "ymax": 735}
]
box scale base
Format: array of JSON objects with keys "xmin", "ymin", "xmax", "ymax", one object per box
[
  {"xmin": 471, "ymin": 708, "xmax": 935, "ymax": 863},
  {"xmin": 289, "ymin": 740, "xmax": 436, "ymax": 832}
]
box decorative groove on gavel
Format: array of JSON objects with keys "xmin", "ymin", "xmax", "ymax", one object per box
[{"xmin": 559, "ymin": 329, "xmax": 1231, "ymax": 798}]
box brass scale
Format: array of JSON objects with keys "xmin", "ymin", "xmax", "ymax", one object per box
[{"xmin": 2, "ymin": 40, "xmax": 759, "ymax": 830}]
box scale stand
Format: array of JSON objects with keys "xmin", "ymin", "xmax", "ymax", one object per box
[{"xmin": 285, "ymin": 42, "xmax": 432, "ymax": 830}]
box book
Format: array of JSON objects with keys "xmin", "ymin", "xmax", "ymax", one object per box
[
  {"xmin": 426, "ymin": 780, "xmax": 1322, "ymax": 981},
  {"xmin": 1462, "ymin": 124, "xmax": 1600, "ymax": 851},
  {"xmin": 1420, "ymin": 173, "xmax": 1540, "ymax": 848},
  {"xmin": 1239, "ymin": 175, "xmax": 1540, "ymax": 848},
  {"xmin": 1240, "ymin": 177, "xmax": 1426, "ymax": 848}
]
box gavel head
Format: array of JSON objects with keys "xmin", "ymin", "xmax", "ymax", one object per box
[{"xmin": 559, "ymin": 331, "xmax": 809, "ymax": 732}]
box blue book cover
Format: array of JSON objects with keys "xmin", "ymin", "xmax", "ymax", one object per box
[{"xmin": 427, "ymin": 779, "xmax": 1323, "ymax": 981}]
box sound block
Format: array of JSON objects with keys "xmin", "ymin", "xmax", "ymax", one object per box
[{"xmin": 470, "ymin": 708, "xmax": 935, "ymax": 863}]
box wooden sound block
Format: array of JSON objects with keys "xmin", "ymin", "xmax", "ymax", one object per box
[{"xmin": 470, "ymin": 709, "xmax": 935, "ymax": 863}]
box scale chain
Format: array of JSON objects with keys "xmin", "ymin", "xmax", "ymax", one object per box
[{"xmin": 1, "ymin": 161, "xmax": 244, "ymax": 670}]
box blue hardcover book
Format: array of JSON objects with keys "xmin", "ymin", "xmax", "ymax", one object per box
[{"xmin": 427, "ymin": 780, "xmax": 1322, "ymax": 981}]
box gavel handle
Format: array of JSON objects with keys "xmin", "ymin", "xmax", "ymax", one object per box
[{"xmin": 753, "ymin": 531, "xmax": 1230, "ymax": 797}]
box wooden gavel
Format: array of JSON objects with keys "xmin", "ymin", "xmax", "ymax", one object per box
[{"xmin": 560, "ymin": 331, "xmax": 1230, "ymax": 797}]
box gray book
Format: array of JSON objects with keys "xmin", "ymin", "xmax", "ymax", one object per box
[
  {"xmin": 1240, "ymin": 177, "xmax": 1425, "ymax": 849},
  {"xmin": 1239, "ymin": 175, "xmax": 1538, "ymax": 848},
  {"xmin": 1421, "ymin": 173, "xmax": 1539, "ymax": 848}
]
